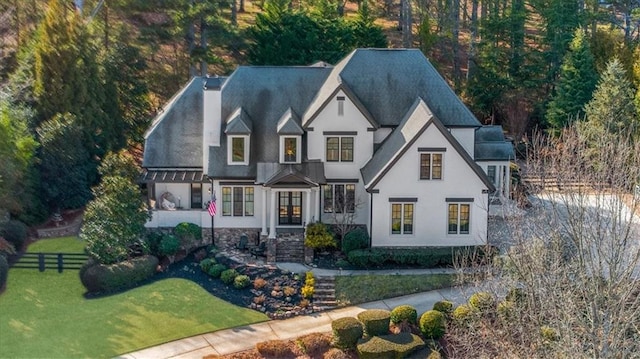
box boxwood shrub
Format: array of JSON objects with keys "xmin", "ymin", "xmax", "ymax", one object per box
[
  {"xmin": 468, "ymin": 291, "xmax": 496, "ymax": 312},
  {"xmin": 347, "ymin": 246, "xmax": 497, "ymax": 268},
  {"xmin": 390, "ymin": 305, "xmax": 418, "ymax": 325},
  {"xmin": 419, "ymin": 310, "xmax": 446, "ymax": 339},
  {"xmin": 342, "ymin": 229, "xmax": 369, "ymax": 255},
  {"xmin": 357, "ymin": 333, "xmax": 425, "ymax": 359},
  {"xmin": 233, "ymin": 274, "xmax": 251, "ymax": 289},
  {"xmin": 208, "ymin": 264, "xmax": 227, "ymax": 278},
  {"xmin": 1, "ymin": 220, "xmax": 28, "ymax": 251},
  {"xmin": 331, "ymin": 317, "xmax": 363, "ymax": 349},
  {"xmin": 80, "ymin": 255, "xmax": 159, "ymax": 293},
  {"xmin": 220, "ymin": 268, "xmax": 239, "ymax": 284},
  {"xmin": 173, "ymin": 222, "xmax": 202, "ymax": 245},
  {"xmin": 199, "ymin": 258, "xmax": 216, "ymax": 273},
  {"xmin": 432, "ymin": 300, "xmax": 454, "ymax": 315},
  {"xmin": 357, "ymin": 309, "xmax": 391, "ymax": 337}
]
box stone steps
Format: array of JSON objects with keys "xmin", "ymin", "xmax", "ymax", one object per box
[
  {"xmin": 275, "ymin": 234, "xmax": 305, "ymax": 262},
  {"xmin": 313, "ymin": 276, "xmax": 337, "ymax": 310}
]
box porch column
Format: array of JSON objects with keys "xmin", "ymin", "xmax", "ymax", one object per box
[
  {"xmin": 269, "ymin": 190, "xmax": 277, "ymax": 238},
  {"xmin": 313, "ymin": 187, "xmax": 320, "ymax": 223},
  {"xmin": 261, "ymin": 187, "xmax": 268, "ymax": 236},
  {"xmin": 305, "ymin": 190, "xmax": 311, "ymax": 226}
]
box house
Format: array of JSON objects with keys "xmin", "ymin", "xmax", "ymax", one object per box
[{"xmin": 141, "ymin": 48, "xmax": 513, "ymax": 260}]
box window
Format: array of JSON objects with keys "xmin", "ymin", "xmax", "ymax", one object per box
[
  {"xmin": 190, "ymin": 183, "xmax": 202, "ymax": 209},
  {"xmin": 280, "ymin": 136, "xmax": 300, "ymax": 163},
  {"xmin": 448, "ymin": 203, "xmax": 470, "ymax": 234},
  {"xmin": 391, "ymin": 203, "xmax": 414, "ymax": 234},
  {"xmin": 326, "ymin": 137, "xmax": 354, "ymax": 162},
  {"xmin": 420, "ymin": 153, "xmax": 442, "ymax": 179},
  {"xmin": 323, "ymin": 184, "xmax": 355, "ymax": 213},
  {"xmin": 221, "ymin": 186, "xmax": 254, "ymax": 216},
  {"xmin": 487, "ymin": 165, "xmax": 497, "ymax": 185},
  {"xmin": 228, "ymin": 136, "xmax": 249, "ymax": 165}
]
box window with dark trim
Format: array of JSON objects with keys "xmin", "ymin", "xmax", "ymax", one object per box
[
  {"xmin": 337, "ymin": 96, "xmax": 345, "ymax": 116},
  {"xmin": 420, "ymin": 153, "xmax": 442, "ymax": 180},
  {"xmin": 326, "ymin": 137, "xmax": 354, "ymax": 162},
  {"xmin": 323, "ymin": 184, "xmax": 355, "ymax": 213},
  {"xmin": 391, "ymin": 203, "xmax": 413, "ymax": 234},
  {"xmin": 284, "ymin": 137, "xmax": 297, "ymax": 163},
  {"xmin": 222, "ymin": 186, "xmax": 254, "ymax": 216},
  {"xmin": 487, "ymin": 165, "xmax": 497, "ymax": 185},
  {"xmin": 231, "ymin": 137, "xmax": 245, "ymax": 162},
  {"xmin": 190, "ymin": 183, "xmax": 202, "ymax": 209},
  {"xmin": 448, "ymin": 203, "xmax": 470, "ymax": 234}
]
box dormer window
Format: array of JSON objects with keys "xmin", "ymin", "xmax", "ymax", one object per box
[
  {"xmin": 280, "ymin": 136, "xmax": 301, "ymax": 163},
  {"xmin": 228, "ymin": 135, "xmax": 249, "ymax": 165}
]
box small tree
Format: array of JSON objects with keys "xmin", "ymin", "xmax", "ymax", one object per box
[
  {"xmin": 326, "ymin": 192, "xmax": 365, "ymax": 247},
  {"xmin": 82, "ymin": 176, "xmax": 151, "ymax": 264}
]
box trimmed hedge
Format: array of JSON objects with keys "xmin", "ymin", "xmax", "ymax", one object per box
[
  {"xmin": 199, "ymin": 258, "xmax": 216, "ymax": 273},
  {"xmin": 390, "ymin": 305, "xmax": 418, "ymax": 325},
  {"xmin": 174, "ymin": 222, "xmax": 202, "ymax": 244},
  {"xmin": 468, "ymin": 291, "xmax": 496, "ymax": 312},
  {"xmin": 357, "ymin": 309, "xmax": 391, "ymax": 337},
  {"xmin": 357, "ymin": 333, "xmax": 425, "ymax": 359},
  {"xmin": 0, "ymin": 254, "xmax": 8, "ymax": 291},
  {"xmin": 347, "ymin": 246, "xmax": 497, "ymax": 268},
  {"xmin": 233, "ymin": 274, "xmax": 251, "ymax": 289},
  {"xmin": 331, "ymin": 317, "xmax": 363, "ymax": 349},
  {"xmin": 432, "ymin": 300, "xmax": 454, "ymax": 315},
  {"xmin": 80, "ymin": 255, "xmax": 158, "ymax": 293},
  {"xmin": 342, "ymin": 229, "xmax": 369, "ymax": 254},
  {"xmin": 452, "ymin": 304, "xmax": 473, "ymax": 323},
  {"xmin": 220, "ymin": 268, "xmax": 239, "ymax": 284},
  {"xmin": 208, "ymin": 264, "xmax": 227, "ymax": 278},
  {"xmin": 419, "ymin": 310, "xmax": 446, "ymax": 339}
]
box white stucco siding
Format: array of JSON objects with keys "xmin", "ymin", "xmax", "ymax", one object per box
[
  {"xmin": 203, "ymin": 88, "xmax": 222, "ymax": 168},
  {"xmin": 374, "ymin": 127, "xmax": 393, "ymax": 144},
  {"xmin": 306, "ymin": 90, "xmax": 374, "ymax": 180},
  {"xmin": 209, "ymin": 182, "xmax": 263, "ymax": 228},
  {"xmin": 450, "ymin": 128, "xmax": 475, "ymax": 159},
  {"xmin": 370, "ymin": 123, "xmax": 489, "ymax": 247}
]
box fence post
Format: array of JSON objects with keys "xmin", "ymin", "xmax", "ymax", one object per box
[
  {"xmin": 57, "ymin": 253, "xmax": 63, "ymax": 273},
  {"xmin": 38, "ymin": 253, "xmax": 45, "ymax": 272}
]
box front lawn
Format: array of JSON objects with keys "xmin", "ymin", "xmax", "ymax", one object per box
[
  {"xmin": 0, "ymin": 237, "xmax": 268, "ymax": 358},
  {"xmin": 335, "ymin": 273, "xmax": 456, "ymax": 305}
]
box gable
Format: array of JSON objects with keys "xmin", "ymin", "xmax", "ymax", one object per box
[
  {"xmin": 302, "ymin": 84, "xmax": 378, "ymax": 129},
  {"xmin": 361, "ymin": 98, "xmax": 494, "ymax": 191}
]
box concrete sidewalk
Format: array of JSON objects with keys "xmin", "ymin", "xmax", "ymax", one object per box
[{"xmin": 118, "ymin": 286, "xmax": 470, "ymax": 359}]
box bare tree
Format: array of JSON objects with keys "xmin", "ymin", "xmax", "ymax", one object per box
[
  {"xmin": 326, "ymin": 194, "xmax": 365, "ymax": 246},
  {"xmin": 449, "ymin": 126, "xmax": 640, "ymax": 358}
]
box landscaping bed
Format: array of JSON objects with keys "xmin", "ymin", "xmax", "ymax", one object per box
[{"xmin": 153, "ymin": 250, "xmax": 312, "ymax": 319}]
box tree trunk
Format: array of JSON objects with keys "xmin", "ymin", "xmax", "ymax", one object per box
[
  {"xmin": 103, "ymin": 3, "xmax": 109, "ymax": 50},
  {"xmin": 452, "ymin": 0, "xmax": 460, "ymax": 89},
  {"xmin": 401, "ymin": 0, "xmax": 412, "ymax": 47},
  {"xmin": 467, "ymin": 0, "xmax": 478, "ymax": 82},
  {"xmin": 231, "ymin": 0, "xmax": 237, "ymax": 26},
  {"xmin": 239, "ymin": 0, "xmax": 245, "ymax": 12},
  {"xmin": 200, "ymin": 17, "xmax": 207, "ymax": 76}
]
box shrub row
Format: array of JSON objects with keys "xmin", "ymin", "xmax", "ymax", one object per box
[
  {"xmin": 342, "ymin": 229, "xmax": 369, "ymax": 254},
  {"xmin": 347, "ymin": 246, "xmax": 497, "ymax": 268},
  {"xmin": 80, "ymin": 255, "xmax": 158, "ymax": 293},
  {"xmin": 357, "ymin": 333, "xmax": 425, "ymax": 359}
]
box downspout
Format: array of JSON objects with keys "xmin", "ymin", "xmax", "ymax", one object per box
[{"xmin": 369, "ymin": 190, "xmax": 374, "ymax": 247}]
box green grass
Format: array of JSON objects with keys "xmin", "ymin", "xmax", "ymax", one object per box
[
  {"xmin": 335, "ymin": 274, "xmax": 456, "ymax": 306},
  {"xmin": 0, "ymin": 238, "xmax": 269, "ymax": 358},
  {"xmin": 26, "ymin": 236, "xmax": 87, "ymax": 253}
]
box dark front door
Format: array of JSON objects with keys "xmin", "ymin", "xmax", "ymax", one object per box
[{"xmin": 278, "ymin": 191, "xmax": 302, "ymax": 225}]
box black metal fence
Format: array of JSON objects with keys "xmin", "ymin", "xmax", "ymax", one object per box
[{"xmin": 12, "ymin": 253, "xmax": 88, "ymax": 273}]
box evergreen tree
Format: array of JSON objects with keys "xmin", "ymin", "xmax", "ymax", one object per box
[
  {"xmin": 581, "ymin": 58, "xmax": 639, "ymax": 142},
  {"xmin": 0, "ymin": 97, "xmax": 39, "ymax": 217},
  {"xmin": 37, "ymin": 113, "xmax": 93, "ymax": 210},
  {"xmin": 546, "ymin": 29, "xmax": 598, "ymax": 129}
]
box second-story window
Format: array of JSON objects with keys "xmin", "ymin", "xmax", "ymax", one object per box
[
  {"xmin": 420, "ymin": 153, "xmax": 442, "ymax": 180},
  {"xmin": 284, "ymin": 137, "xmax": 297, "ymax": 162},
  {"xmin": 337, "ymin": 96, "xmax": 345, "ymax": 116},
  {"xmin": 326, "ymin": 137, "xmax": 354, "ymax": 162}
]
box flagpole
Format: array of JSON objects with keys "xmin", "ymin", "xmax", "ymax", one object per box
[{"xmin": 210, "ymin": 178, "xmax": 215, "ymax": 247}]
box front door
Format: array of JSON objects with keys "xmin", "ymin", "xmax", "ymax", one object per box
[{"xmin": 278, "ymin": 191, "xmax": 302, "ymax": 225}]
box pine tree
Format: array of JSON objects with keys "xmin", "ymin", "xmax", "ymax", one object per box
[
  {"xmin": 581, "ymin": 58, "xmax": 639, "ymax": 142},
  {"xmin": 546, "ymin": 29, "xmax": 598, "ymax": 129}
]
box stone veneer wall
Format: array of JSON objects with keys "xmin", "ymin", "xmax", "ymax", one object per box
[{"xmin": 201, "ymin": 227, "xmax": 262, "ymax": 252}]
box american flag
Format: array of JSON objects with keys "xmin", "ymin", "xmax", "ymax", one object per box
[{"xmin": 208, "ymin": 192, "xmax": 217, "ymax": 216}]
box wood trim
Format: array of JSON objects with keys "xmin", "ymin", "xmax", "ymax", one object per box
[
  {"xmin": 336, "ymin": 96, "xmax": 345, "ymax": 100},
  {"xmin": 418, "ymin": 147, "xmax": 447, "ymax": 152},
  {"xmin": 445, "ymin": 198, "xmax": 474, "ymax": 202},
  {"xmin": 389, "ymin": 197, "xmax": 418, "ymax": 202},
  {"xmin": 219, "ymin": 181, "xmax": 256, "ymax": 186},
  {"xmin": 367, "ymin": 127, "xmax": 376, "ymax": 131},
  {"xmin": 326, "ymin": 178, "xmax": 359, "ymax": 183},
  {"xmin": 323, "ymin": 131, "xmax": 358, "ymax": 136}
]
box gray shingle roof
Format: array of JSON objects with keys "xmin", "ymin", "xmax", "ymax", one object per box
[
  {"xmin": 208, "ymin": 66, "xmax": 333, "ymax": 178},
  {"xmin": 475, "ymin": 126, "xmax": 515, "ymax": 161},
  {"xmin": 225, "ymin": 107, "xmax": 252, "ymax": 134},
  {"xmin": 256, "ymin": 162, "xmax": 326, "ymax": 186},
  {"xmin": 277, "ymin": 108, "xmax": 304, "ymax": 135},
  {"xmin": 304, "ymin": 49, "xmax": 481, "ymax": 128},
  {"xmin": 143, "ymin": 77, "xmax": 204, "ymax": 168}
]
